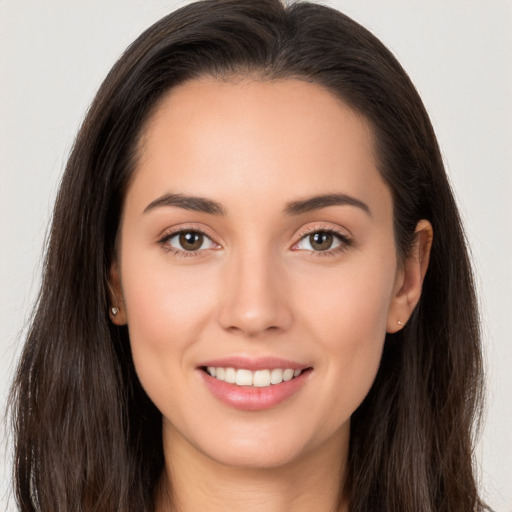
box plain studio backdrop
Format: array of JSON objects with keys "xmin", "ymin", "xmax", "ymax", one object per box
[{"xmin": 1, "ymin": 1, "xmax": 511, "ymax": 510}]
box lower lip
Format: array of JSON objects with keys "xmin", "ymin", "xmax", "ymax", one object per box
[{"xmin": 199, "ymin": 369, "xmax": 311, "ymax": 411}]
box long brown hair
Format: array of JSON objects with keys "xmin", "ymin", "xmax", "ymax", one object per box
[{"xmin": 10, "ymin": 1, "xmax": 488, "ymax": 510}]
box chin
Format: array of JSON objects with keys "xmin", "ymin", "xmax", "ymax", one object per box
[
  {"xmin": 208, "ymin": 442, "xmax": 303, "ymax": 470},
  {"xmin": 179, "ymin": 417, "xmax": 349, "ymax": 472}
]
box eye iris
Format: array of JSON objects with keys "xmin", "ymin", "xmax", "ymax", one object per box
[
  {"xmin": 310, "ymin": 232, "xmax": 333, "ymax": 251},
  {"xmin": 179, "ymin": 232, "xmax": 203, "ymax": 251}
]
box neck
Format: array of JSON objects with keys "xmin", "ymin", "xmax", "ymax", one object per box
[{"xmin": 156, "ymin": 425, "xmax": 349, "ymax": 512}]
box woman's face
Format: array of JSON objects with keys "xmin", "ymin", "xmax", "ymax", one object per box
[{"xmin": 112, "ymin": 78, "xmax": 417, "ymax": 469}]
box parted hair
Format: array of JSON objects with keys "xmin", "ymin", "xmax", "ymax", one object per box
[{"xmin": 10, "ymin": 1, "xmax": 488, "ymax": 511}]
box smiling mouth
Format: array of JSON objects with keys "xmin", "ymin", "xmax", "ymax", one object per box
[{"xmin": 201, "ymin": 366, "xmax": 310, "ymax": 388}]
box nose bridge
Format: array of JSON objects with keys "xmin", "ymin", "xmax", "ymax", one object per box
[{"xmin": 218, "ymin": 242, "xmax": 292, "ymax": 336}]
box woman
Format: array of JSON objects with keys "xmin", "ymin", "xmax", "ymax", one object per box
[{"xmin": 9, "ymin": 0, "xmax": 489, "ymax": 511}]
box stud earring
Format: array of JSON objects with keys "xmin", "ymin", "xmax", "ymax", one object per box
[
  {"xmin": 397, "ymin": 320, "xmax": 406, "ymax": 326},
  {"xmin": 111, "ymin": 307, "xmax": 119, "ymax": 317}
]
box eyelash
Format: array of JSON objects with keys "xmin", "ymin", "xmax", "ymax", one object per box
[
  {"xmin": 293, "ymin": 226, "xmax": 353, "ymax": 258},
  {"xmin": 157, "ymin": 225, "xmax": 353, "ymax": 258},
  {"xmin": 158, "ymin": 227, "xmax": 218, "ymax": 258}
]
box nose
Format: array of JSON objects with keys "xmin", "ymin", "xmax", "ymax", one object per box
[{"xmin": 217, "ymin": 248, "xmax": 293, "ymax": 337}]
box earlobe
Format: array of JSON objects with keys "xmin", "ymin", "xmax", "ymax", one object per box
[
  {"xmin": 387, "ymin": 219, "xmax": 433, "ymax": 333},
  {"xmin": 108, "ymin": 262, "xmax": 128, "ymax": 325}
]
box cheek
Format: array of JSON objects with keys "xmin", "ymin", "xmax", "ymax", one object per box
[
  {"xmin": 123, "ymin": 258, "xmax": 218, "ymax": 341},
  {"xmin": 120, "ymin": 256, "xmax": 220, "ymax": 396},
  {"xmin": 295, "ymin": 257, "xmax": 395, "ymax": 416},
  {"xmin": 312, "ymin": 281, "xmax": 389, "ymax": 378},
  {"xmin": 297, "ymin": 254, "xmax": 396, "ymax": 343}
]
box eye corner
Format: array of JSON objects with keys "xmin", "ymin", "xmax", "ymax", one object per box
[
  {"xmin": 291, "ymin": 225, "xmax": 354, "ymax": 256},
  {"xmin": 157, "ymin": 226, "xmax": 221, "ymax": 257}
]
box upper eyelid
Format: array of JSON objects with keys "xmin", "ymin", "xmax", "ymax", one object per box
[
  {"xmin": 290, "ymin": 224, "xmax": 353, "ymax": 254},
  {"xmin": 157, "ymin": 222, "xmax": 351, "ymax": 250},
  {"xmin": 294, "ymin": 223, "xmax": 351, "ymax": 240},
  {"xmin": 161, "ymin": 230, "xmax": 215, "ymax": 244},
  {"xmin": 158, "ymin": 224, "xmax": 219, "ymax": 243},
  {"xmin": 158, "ymin": 228, "xmax": 220, "ymax": 257}
]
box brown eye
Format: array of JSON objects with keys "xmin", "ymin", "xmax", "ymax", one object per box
[
  {"xmin": 163, "ymin": 230, "xmax": 217, "ymax": 253},
  {"xmin": 309, "ymin": 232, "xmax": 334, "ymax": 251},
  {"xmin": 294, "ymin": 229, "xmax": 346, "ymax": 253},
  {"xmin": 178, "ymin": 231, "xmax": 204, "ymax": 251}
]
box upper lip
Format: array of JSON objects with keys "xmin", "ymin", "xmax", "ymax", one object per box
[{"xmin": 197, "ymin": 356, "xmax": 310, "ymax": 372}]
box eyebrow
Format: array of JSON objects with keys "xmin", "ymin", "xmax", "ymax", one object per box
[
  {"xmin": 143, "ymin": 193, "xmax": 226, "ymax": 215},
  {"xmin": 284, "ymin": 193, "xmax": 371, "ymax": 216},
  {"xmin": 143, "ymin": 192, "xmax": 371, "ymax": 217}
]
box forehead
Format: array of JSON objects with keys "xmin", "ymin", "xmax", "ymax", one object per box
[{"xmin": 128, "ymin": 78, "xmax": 390, "ymax": 217}]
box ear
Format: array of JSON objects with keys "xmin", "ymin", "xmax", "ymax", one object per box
[
  {"xmin": 108, "ymin": 261, "xmax": 128, "ymax": 325},
  {"xmin": 386, "ymin": 220, "xmax": 433, "ymax": 333}
]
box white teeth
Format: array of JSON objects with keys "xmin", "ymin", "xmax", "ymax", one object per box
[
  {"xmin": 253, "ymin": 370, "xmax": 271, "ymax": 387},
  {"xmin": 225, "ymin": 367, "xmax": 236, "ymax": 384},
  {"xmin": 205, "ymin": 367, "xmax": 304, "ymax": 387},
  {"xmin": 235, "ymin": 369, "xmax": 253, "ymax": 386},
  {"xmin": 283, "ymin": 369, "xmax": 294, "ymax": 381},
  {"xmin": 270, "ymin": 368, "xmax": 283, "ymax": 385}
]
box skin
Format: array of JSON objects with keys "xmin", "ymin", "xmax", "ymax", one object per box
[{"xmin": 110, "ymin": 78, "xmax": 432, "ymax": 512}]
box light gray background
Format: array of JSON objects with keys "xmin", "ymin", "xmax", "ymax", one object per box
[{"xmin": 1, "ymin": 1, "xmax": 511, "ymax": 510}]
